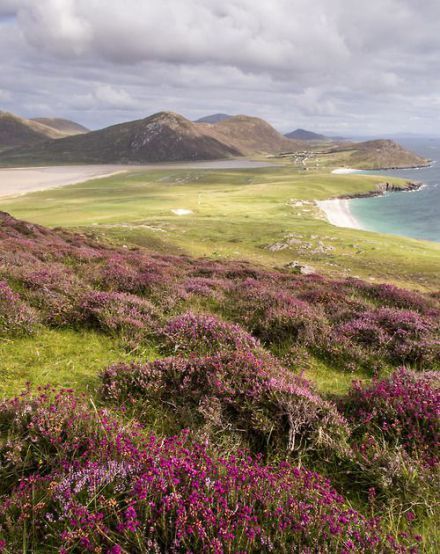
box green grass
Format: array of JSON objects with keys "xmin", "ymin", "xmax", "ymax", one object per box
[
  {"xmin": 0, "ymin": 328, "xmax": 158, "ymax": 398},
  {"xmin": 1, "ymin": 166, "xmax": 439, "ymax": 290}
]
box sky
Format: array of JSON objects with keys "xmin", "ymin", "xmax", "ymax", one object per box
[{"xmin": 0, "ymin": 0, "xmax": 439, "ymax": 136}]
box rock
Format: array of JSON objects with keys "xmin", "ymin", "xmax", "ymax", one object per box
[{"xmin": 285, "ymin": 261, "xmax": 316, "ymax": 275}]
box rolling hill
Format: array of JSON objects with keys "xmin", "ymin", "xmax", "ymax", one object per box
[
  {"xmin": 285, "ymin": 128, "xmax": 328, "ymax": 141},
  {"xmin": 1, "ymin": 112, "xmax": 242, "ymax": 164},
  {"xmin": 0, "ymin": 111, "xmax": 430, "ymax": 169},
  {"xmin": 0, "ymin": 111, "xmax": 299, "ymax": 165},
  {"xmin": 333, "ymin": 139, "xmax": 429, "ymax": 169},
  {"xmin": 195, "ymin": 113, "xmax": 233, "ymax": 123},
  {"xmin": 200, "ymin": 115, "xmax": 301, "ymax": 154},
  {"xmin": 0, "ymin": 111, "xmax": 65, "ymax": 150},
  {"xmin": 31, "ymin": 117, "xmax": 89, "ymax": 136}
]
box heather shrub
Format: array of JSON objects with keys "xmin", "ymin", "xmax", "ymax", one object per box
[
  {"xmin": 0, "ymin": 387, "xmax": 141, "ymax": 493},
  {"xmin": 161, "ymin": 311, "xmax": 261, "ymax": 355},
  {"xmin": 342, "ymin": 278, "xmax": 438, "ymax": 315},
  {"xmin": 333, "ymin": 308, "xmax": 439, "ymax": 370},
  {"xmin": 0, "ymin": 390, "xmax": 415, "ymax": 553},
  {"xmin": 228, "ymin": 279, "xmax": 328, "ymax": 346},
  {"xmin": 342, "ymin": 369, "xmax": 440, "ymax": 460},
  {"xmin": 101, "ymin": 351, "xmax": 348, "ymax": 456},
  {"xmin": 0, "ymin": 280, "xmax": 38, "ymax": 336},
  {"xmin": 18, "ymin": 264, "xmax": 86, "ymax": 326},
  {"xmin": 79, "ymin": 290, "xmax": 160, "ymax": 347},
  {"xmin": 181, "ymin": 276, "xmax": 231, "ymax": 300}
]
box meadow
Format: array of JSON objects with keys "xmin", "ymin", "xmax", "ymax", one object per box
[
  {"xmin": 0, "ymin": 166, "xmax": 439, "ymax": 552},
  {"xmin": 1, "ymin": 166, "xmax": 439, "ymax": 291}
]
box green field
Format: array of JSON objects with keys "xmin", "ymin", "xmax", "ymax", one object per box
[{"xmin": 1, "ymin": 166, "xmax": 439, "ymax": 290}]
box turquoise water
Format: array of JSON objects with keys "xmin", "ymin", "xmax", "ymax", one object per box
[{"xmin": 348, "ymin": 138, "xmax": 440, "ymax": 242}]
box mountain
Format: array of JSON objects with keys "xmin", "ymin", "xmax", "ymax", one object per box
[
  {"xmin": 285, "ymin": 128, "xmax": 328, "ymax": 141},
  {"xmin": 333, "ymin": 139, "xmax": 429, "ymax": 169},
  {"xmin": 31, "ymin": 117, "xmax": 89, "ymax": 136},
  {"xmin": 1, "ymin": 111, "xmax": 301, "ymax": 165},
  {"xmin": 195, "ymin": 113, "xmax": 233, "ymax": 124},
  {"xmin": 201, "ymin": 115, "xmax": 300, "ymax": 154},
  {"xmin": 0, "ymin": 111, "xmax": 65, "ymax": 150},
  {"xmin": 1, "ymin": 112, "xmax": 242, "ymax": 164}
]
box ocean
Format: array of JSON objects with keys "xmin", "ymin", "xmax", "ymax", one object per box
[{"xmin": 348, "ymin": 138, "xmax": 440, "ymax": 242}]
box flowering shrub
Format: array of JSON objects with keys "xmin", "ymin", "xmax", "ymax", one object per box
[
  {"xmin": 342, "ymin": 369, "xmax": 440, "ymax": 460},
  {"xmin": 334, "ymin": 308, "xmax": 439, "ymax": 369},
  {"xmin": 0, "ymin": 280, "xmax": 37, "ymax": 336},
  {"xmin": 228, "ymin": 279, "xmax": 328, "ymax": 346},
  {"xmin": 162, "ymin": 311, "xmax": 261, "ymax": 355},
  {"xmin": 0, "ymin": 389, "xmax": 416, "ymax": 553},
  {"xmin": 17, "ymin": 264, "xmax": 86, "ymax": 326},
  {"xmin": 79, "ymin": 291, "xmax": 160, "ymax": 347},
  {"xmin": 101, "ymin": 351, "xmax": 348, "ymax": 455},
  {"xmin": 342, "ymin": 278, "xmax": 438, "ymax": 315}
]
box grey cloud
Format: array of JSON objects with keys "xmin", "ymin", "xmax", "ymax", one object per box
[{"xmin": 0, "ymin": 0, "xmax": 439, "ymax": 135}]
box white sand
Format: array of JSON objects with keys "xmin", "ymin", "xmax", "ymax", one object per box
[
  {"xmin": 316, "ymin": 198, "xmax": 363, "ymax": 230},
  {"xmin": 331, "ymin": 168, "xmax": 359, "ymax": 175},
  {"xmin": 0, "ymin": 160, "xmax": 275, "ymax": 200},
  {"xmin": 0, "ymin": 165, "xmax": 127, "ymax": 199}
]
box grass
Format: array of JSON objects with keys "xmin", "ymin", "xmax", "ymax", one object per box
[
  {"xmin": 1, "ymin": 166, "xmax": 439, "ymax": 291},
  {"xmin": 0, "ymin": 328, "xmax": 159, "ymax": 398}
]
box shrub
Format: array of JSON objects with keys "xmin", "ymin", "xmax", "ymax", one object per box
[
  {"xmin": 162, "ymin": 311, "xmax": 261, "ymax": 355},
  {"xmin": 79, "ymin": 291, "xmax": 160, "ymax": 347},
  {"xmin": 334, "ymin": 308, "xmax": 439, "ymax": 369},
  {"xmin": 101, "ymin": 351, "xmax": 348, "ymax": 456},
  {"xmin": 0, "ymin": 280, "xmax": 37, "ymax": 336},
  {"xmin": 342, "ymin": 369, "xmax": 440, "ymax": 461},
  {"xmin": 18, "ymin": 264, "xmax": 86, "ymax": 326},
  {"xmin": 228, "ymin": 280, "xmax": 328, "ymax": 346},
  {"xmin": 0, "ymin": 389, "xmax": 415, "ymax": 553}
]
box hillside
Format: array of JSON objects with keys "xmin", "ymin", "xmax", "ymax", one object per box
[
  {"xmin": 0, "ymin": 209, "xmax": 438, "ymax": 551},
  {"xmin": 333, "ymin": 139, "xmax": 429, "ymax": 169},
  {"xmin": 31, "ymin": 117, "xmax": 89, "ymax": 136},
  {"xmin": 0, "ymin": 111, "xmax": 431, "ymax": 168},
  {"xmin": 285, "ymin": 128, "xmax": 328, "ymax": 141},
  {"xmin": 0, "ymin": 111, "xmax": 242, "ymax": 164},
  {"xmin": 201, "ymin": 114, "xmax": 302, "ymax": 154},
  {"xmin": 195, "ymin": 113, "xmax": 233, "ymax": 123},
  {"xmin": 0, "ymin": 111, "xmax": 65, "ymax": 150},
  {"xmin": 0, "ymin": 111, "xmax": 300, "ymax": 165}
]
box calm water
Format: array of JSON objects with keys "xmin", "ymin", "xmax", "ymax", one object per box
[{"xmin": 349, "ymin": 138, "xmax": 440, "ymax": 242}]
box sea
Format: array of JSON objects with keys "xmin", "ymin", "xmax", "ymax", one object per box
[{"xmin": 348, "ymin": 138, "xmax": 440, "ymax": 242}]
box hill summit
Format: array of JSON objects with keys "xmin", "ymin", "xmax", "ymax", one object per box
[
  {"xmin": 2, "ymin": 111, "xmax": 297, "ymax": 164},
  {"xmin": 31, "ymin": 117, "xmax": 89, "ymax": 136},
  {"xmin": 0, "ymin": 111, "xmax": 65, "ymax": 149},
  {"xmin": 285, "ymin": 128, "xmax": 328, "ymax": 141}
]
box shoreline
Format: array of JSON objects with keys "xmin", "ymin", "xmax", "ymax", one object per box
[
  {"xmin": 0, "ymin": 160, "xmax": 274, "ymax": 200},
  {"xmin": 316, "ymin": 198, "xmax": 364, "ymax": 230},
  {"xmin": 317, "ymin": 181, "xmax": 423, "ymax": 231}
]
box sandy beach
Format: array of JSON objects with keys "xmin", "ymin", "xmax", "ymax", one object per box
[
  {"xmin": 316, "ymin": 198, "xmax": 363, "ymax": 230},
  {"xmin": 331, "ymin": 168, "xmax": 359, "ymax": 175},
  {"xmin": 0, "ymin": 160, "xmax": 274, "ymax": 200},
  {"xmin": 0, "ymin": 165, "xmax": 129, "ymax": 199}
]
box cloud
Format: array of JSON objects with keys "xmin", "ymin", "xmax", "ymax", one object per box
[{"xmin": 0, "ymin": 0, "xmax": 439, "ymax": 135}]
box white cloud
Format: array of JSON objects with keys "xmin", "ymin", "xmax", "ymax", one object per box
[{"xmin": 1, "ymin": 0, "xmax": 440, "ymax": 134}]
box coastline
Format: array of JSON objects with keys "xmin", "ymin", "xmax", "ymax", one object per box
[
  {"xmin": 316, "ymin": 198, "xmax": 363, "ymax": 230},
  {"xmin": 317, "ymin": 181, "xmax": 423, "ymax": 231}
]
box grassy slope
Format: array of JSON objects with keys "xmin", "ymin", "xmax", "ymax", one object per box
[
  {"xmin": 1, "ymin": 166, "xmax": 439, "ymax": 291},
  {"xmin": 0, "ymin": 165, "xmax": 438, "ymax": 396},
  {"xmin": 1, "ymin": 166, "xmax": 438, "ymax": 400},
  {"xmin": 0, "ymin": 166, "xmax": 438, "ymax": 548}
]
